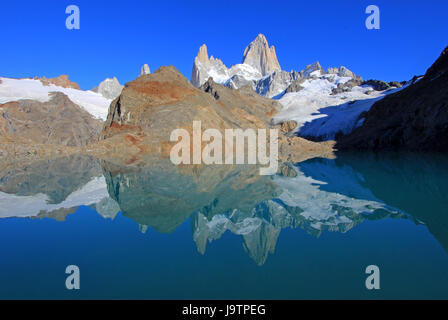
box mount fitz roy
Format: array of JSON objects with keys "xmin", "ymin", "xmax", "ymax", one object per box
[{"xmin": 191, "ymin": 34, "xmax": 362, "ymax": 98}]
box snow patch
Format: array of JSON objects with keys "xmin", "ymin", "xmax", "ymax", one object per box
[{"xmin": 0, "ymin": 77, "xmax": 111, "ymax": 120}]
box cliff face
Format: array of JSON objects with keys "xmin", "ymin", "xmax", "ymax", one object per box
[
  {"xmin": 0, "ymin": 92, "xmax": 103, "ymax": 147},
  {"xmin": 338, "ymin": 46, "xmax": 448, "ymax": 151}
]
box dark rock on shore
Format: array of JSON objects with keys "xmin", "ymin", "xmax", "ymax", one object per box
[{"xmin": 338, "ymin": 46, "xmax": 448, "ymax": 151}]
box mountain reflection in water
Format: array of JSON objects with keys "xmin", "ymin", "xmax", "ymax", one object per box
[{"xmin": 1, "ymin": 153, "xmax": 447, "ymax": 267}]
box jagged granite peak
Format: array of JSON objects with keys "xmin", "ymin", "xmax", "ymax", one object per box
[
  {"xmin": 190, "ymin": 35, "xmax": 364, "ymax": 99},
  {"xmin": 192, "ymin": 44, "xmax": 229, "ymax": 87},
  {"xmin": 140, "ymin": 64, "xmax": 151, "ymax": 76},
  {"xmin": 242, "ymin": 34, "xmax": 281, "ymax": 76},
  {"xmin": 196, "ymin": 44, "xmax": 209, "ymax": 63},
  {"xmin": 92, "ymin": 77, "xmax": 124, "ymax": 100}
]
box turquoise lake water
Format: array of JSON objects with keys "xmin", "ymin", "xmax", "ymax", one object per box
[{"xmin": 0, "ymin": 153, "xmax": 447, "ymax": 299}]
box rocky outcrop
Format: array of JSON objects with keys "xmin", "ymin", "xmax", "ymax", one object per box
[
  {"xmin": 285, "ymin": 78, "xmax": 306, "ymax": 93},
  {"xmin": 338, "ymin": 46, "xmax": 448, "ymax": 151},
  {"xmin": 0, "ymin": 92, "xmax": 102, "ymax": 147},
  {"xmin": 279, "ymin": 120, "xmax": 297, "ymax": 134},
  {"xmin": 256, "ymin": 70, "xmax": 302, "ymax": 97},
  {"xmin": 242, "ymin": 34, "xmax": 281, "ymax": 76},
  {"xmin": 92, "ymin": 77, "xmax": 123, "ymax": 99},
  {"xmin": 361, "ymin": 80, "xmax": 403, "ymax": 91},
  {"xmin": 331, "ymin": 78, "xmax": 363, "ymax": 95},
  {"xmin": 328, "ymin": 66, "xmax": 362, "ymax": 81},
  {"xmin": 140, "ymin": 64, "xmax": 151, "ymax": 76},
  {"xmin": 100, "ymin": 66, "xmax": 334, "ymax": 167},
  {"xmin": 37, "ymin": 75, "xmax": 81, "ymax": 89},
  {"xmin": 102, "ymin": 66, "xmax": 279, "ymax": 140},
  {"xmin": 361, "ymin": 79, "xmax": 392, "ymax": 91}
]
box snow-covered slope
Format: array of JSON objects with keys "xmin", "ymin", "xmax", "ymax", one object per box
[
  {"xmin": 0, "ymin": 77, "xmax": 111, "ymax": 120},
  {"xmin": 273, "ymin": 75, "xmax": 406, "ymax": 140}
]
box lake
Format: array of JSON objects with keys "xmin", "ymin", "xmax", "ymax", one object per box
[{"xmin": 0, "ymin": 153, "xmax": 447, "ymax": 299}]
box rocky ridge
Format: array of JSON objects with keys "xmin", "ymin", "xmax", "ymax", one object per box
[{"xmin": 338, "ymin": 46, "xmax": 448, "ymax": 151}]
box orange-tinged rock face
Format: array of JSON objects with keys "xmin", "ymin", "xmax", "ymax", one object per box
[
  {"xmin": 128, "ymin": 80, "xmax": 197, "ymax": 106},
  {"xmin": 38, "ymin": 75, "xmax": 81, "ymax": 90}
]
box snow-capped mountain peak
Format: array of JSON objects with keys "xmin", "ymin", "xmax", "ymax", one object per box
[
  {"xmin": 242, "ymin": 33, "xmax": 281, "ymax": 76},
  {"xmin": 191, "ymin": 34, "xmax": 363, "ymax": 99}
]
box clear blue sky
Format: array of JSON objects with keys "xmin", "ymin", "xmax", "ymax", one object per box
[{"xmin": 1, "ymin": 0, "xmax": 447, "ymax": 90}]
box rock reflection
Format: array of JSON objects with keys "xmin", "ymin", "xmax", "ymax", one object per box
[{"xmin": 1, "ymin": 153, "xmax": 447, "ymax": 266}]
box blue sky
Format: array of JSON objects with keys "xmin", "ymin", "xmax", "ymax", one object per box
[{"xmin": 0, "ymin": 0, "xmax": 447, "ymax": 89}]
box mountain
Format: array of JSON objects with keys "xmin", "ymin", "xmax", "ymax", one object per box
[
  {"xmin": 241, "ymin": 34, "xmax": 281, "ymax": 76},
  {"xmin": 0, "ymin": 76, "xmax": 111, "ymax": 164},
  {"xmin": 191, "ymin": 35, "xmax": 285, "ymax": 96},
  {"xmin": 101, "ymin": 65, "xmax": 278, "ymax": 144},
  {"xmin": 100, "ymin": 65, "xmax": 334, "ymax": 167},
  {"xmin": 191, "ymin": 44, "xmax": 238, "ymax": 87},
  {"xmin": 191, "ymin": 34, "xmax": 362, "ymax": 99},
  {"xmin": 0, "ymin": 92, "xmax": 103, "ymax": 147},
  {"xmin": 0, "ymin": 77, "xmax": 111, "ymax": 120},
  {"xmin": 338, "ymin": 46, "xmax": 448, "ymax": 151},
  {"xmin": 91, "ymin": 76, "xmax": 124, "ymax": 100}
]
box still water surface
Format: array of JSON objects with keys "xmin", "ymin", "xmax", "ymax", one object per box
[{"xmin": 0, "ymin": 153, "xmax": 447, "ymax": 299}]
